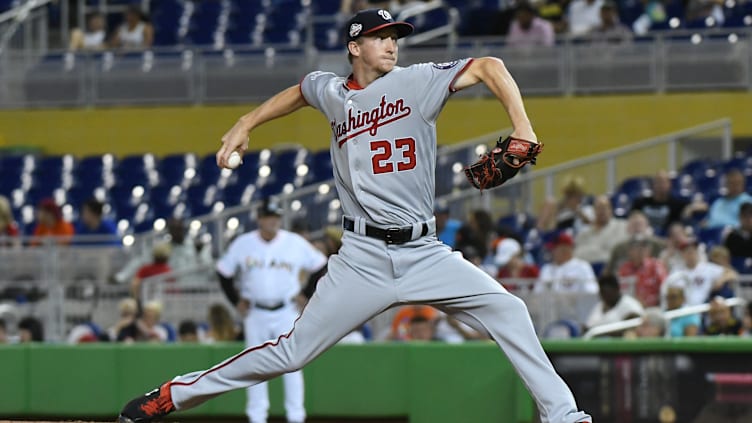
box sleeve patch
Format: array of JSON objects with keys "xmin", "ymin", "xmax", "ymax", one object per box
[{"xmin": 432, "ymin": 61, "xmax": 459, "ymax": 70}]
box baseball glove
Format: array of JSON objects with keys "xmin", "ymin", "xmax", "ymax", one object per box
[{"xmin": 464, "ymin": 136, "xmax": 543, "ymax": 191}]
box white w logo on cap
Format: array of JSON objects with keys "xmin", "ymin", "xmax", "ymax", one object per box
[{"xmin": 378, "ymin": 10, "xmax": 392, "ymax": 20}]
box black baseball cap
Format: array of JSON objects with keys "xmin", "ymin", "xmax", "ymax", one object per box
[
  {"xmin": 257, "ymin": 198, "xmax": 282, "ymax": 217},
  {"xmin": 344, "ymin": 9, "xmax": 414, "ymax": 44}
]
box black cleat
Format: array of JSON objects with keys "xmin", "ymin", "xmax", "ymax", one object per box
[{"xmin": 118, "ymin": 382, "xmax": 176, "ymax": 422}]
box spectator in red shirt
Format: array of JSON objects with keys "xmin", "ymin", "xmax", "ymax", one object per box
[
  {"xmin": 31, "ymin": 198, "xmax": 75, "ymax": 246},
  {"xmin": 0, "ymin": 195, "xmax": 20, "ymax": 247},
  {"xmin": 618, "ymin": 236, "xmax": 668, "ymax": 307},
  {"xmin": 496, "ymin": 238, "xmax": 539, "ymax": 292},
  {"xmin": 130, "ymin": 242, "xmax": 172, "ymax": 298}
]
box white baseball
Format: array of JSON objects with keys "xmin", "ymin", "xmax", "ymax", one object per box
[{"xmin": 227, "ymin": 151, "xmax": 242, "ymax": 169}]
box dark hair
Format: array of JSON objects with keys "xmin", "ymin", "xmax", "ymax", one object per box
[
  {"xmin": 83, "ymin": 198, "xmax": 104, "ymax": 217},
  {"xmin": 18, "ymin": 316, "xmax": 44, "ymax": 341},
  {"xmin": 178, "ymin": 320, "xmax": 198, "ymax": 336},
  {"xmin": 741, "ymin": 202, "xmax": 752, "ymax": 216},
  {"xmin": 598, "ymin": 274, "xmax": 620, "ymax": 290}
]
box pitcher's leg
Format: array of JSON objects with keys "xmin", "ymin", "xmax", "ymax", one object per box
[
  {"xmin": 246, "ymin": 383, "xmax": 270, "ymax": 423},
  {"xmin": 401, "ymin": 246, "xmax": 591, "ymax": 423},
  {"xmin": 282, "ymin": 370, "xmax": 305, "ymax": 422},
  {"xmin": 168, "ymin": 253, "xmax": 396, "ymax": 410}
]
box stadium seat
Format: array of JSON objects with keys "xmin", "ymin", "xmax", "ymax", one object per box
[
  {"xmin": 681, "ymin": 159, "xmax": 716, "ymax": 180},
  {"xmin": 497, "ymin": 212, "xmax": 536, "ymax": 238},
  {"xmin": 694, "ymin": 175, "xmax": 722, "ymax": 200},
  {"xmin": 731, "ymin": 256, "xmax": 752, "ymax": 274},
  {"xmin": 697, "ymin": 226, "xmax": 727, "ymax": 250},
  {"xmin": 617, "ymin": 176, "xmax": 652, "ymax": 200}
]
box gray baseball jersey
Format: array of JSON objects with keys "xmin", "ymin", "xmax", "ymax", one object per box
[
  {"xmin": 300, "ymin": 59, "xmax": 472, "ymax": 225},
  {"xmin": 138, "ymin": 59, "xmax": 592, "ymax": 423}
]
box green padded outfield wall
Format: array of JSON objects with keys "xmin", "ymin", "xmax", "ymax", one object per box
[
  {"xmin": 0, "ymin": 92, "xmax": 751, "ymax": 162},
  {"xmin": 3, "ymin": 339, "xmax": 752, "ymax": 422}
]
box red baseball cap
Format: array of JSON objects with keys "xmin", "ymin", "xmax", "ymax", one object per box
[{"xmin": 545, "ymin": 232, "xmax": 574, "ymax": 249}]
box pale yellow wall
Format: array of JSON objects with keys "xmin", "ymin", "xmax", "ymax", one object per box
[{"xmin": 0, "ymin": 92, "xmax": 749, "ymax": 166}]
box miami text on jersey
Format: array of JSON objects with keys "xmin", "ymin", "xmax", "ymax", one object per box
[
  {"xmin": 331, "ymin": 95, "xmax": 411, "ymax": 147},
  {"xmin": 244, "ymin": 256, "xmax": 294, "ymax": 272}
]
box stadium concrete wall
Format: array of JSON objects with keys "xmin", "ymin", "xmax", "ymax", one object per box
[{"xmin": 1, "ymin": 92, "xmax": 751, "ymax": 163}]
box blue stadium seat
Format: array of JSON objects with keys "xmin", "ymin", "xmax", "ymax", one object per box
[
  {"xmin": 497, "ymin": 213, "xmax": 536, "ymax": 238},
  {"xmin": 697, "ymin": 226, "xmax": 727, "ymax": 250},
  {"xmin": 187, "ymin": 0, "xmax": 224, "ymax": 45},
  {"xmin": 617, "ymin": 176, "xmax": 652, "ymax": 200},
  {"xmin": 309, "ymin": 149, "xmax": 333, "ymax": 182},
  {"xmin": 681, "ymin": 159, "xmax": 716, "ymax": 180},
  {"xmin": 694, "ymin": 175, "xmax": 722, "ymax": 200},
  {"xmin": 731, "ymin": 256, "xmax": 752, "ymax": 274},
  {"xmin": 151, "ymin": 0, "xmax": 184, "ymax": 46}
]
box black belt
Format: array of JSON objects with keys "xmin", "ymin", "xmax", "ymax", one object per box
[
  {"xmin": 253, "ymin": 301, "xmax": 286, "ymax": 311},
  {"xmin": 343, "ymin": 217, "xmax": 428, "ymax": 245}
]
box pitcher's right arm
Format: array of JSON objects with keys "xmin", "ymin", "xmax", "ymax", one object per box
[{"xmin": 216, "ymin": 84, "xmax": 308, "ymax": 168}]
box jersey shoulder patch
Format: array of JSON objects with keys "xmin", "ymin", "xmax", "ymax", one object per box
[{"xmin": 432, "ymin": 61, "xmax": 459, "ymax": 70}]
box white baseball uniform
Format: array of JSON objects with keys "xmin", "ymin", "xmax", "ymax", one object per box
[
  {"xmin": 536, "ymin": 257, "xmax": 599, "ymax": 294},
  {"xmin": 216, "ymin": 229, "xmax": 327, "ymax": 423}
]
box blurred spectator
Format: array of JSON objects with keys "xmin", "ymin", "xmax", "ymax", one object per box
[
  {"xmin": 632, "ymin": 0, "xmax": 667, "ymax": 35},
  {"xmin": 742, "ymin": 302, "xmax": 752, "ymax": 337},
  {"xmin": 506, "ymin": 2, "xmax": 555, "ymax": 48},
  {"xmin": 618, "ymin": 236, "xmax": 668, "ymax": 307},
  {"xmin": 117, "ymin": 300, "xmax": 168, "ymax": 343},
  {"xmin": 68, "ymin": 12, "xmax": 106, "ymax": 51},
  {"xmin": 205, "ymin": 303, "xmax": 239, "ymax": 342},
  {"xmin": 706, "ymin": 169, "xmax": 752, "ymax": 229},
  {"xmin": 18, "ymin": 316, "xmax": 44, "ymax": 342},
  {"xmin": 703, "ymin": 297, "xmax": 741, "ymax": 336},
  {"xmin": 178, "ymin": 320, "xmax": 199, "ymax": 343},
  {"xmin": 627, "ymin": 308, "xmax": 666, "ymax": 338},
  {"xmin": 535, "ymin": 232, "xmax": 598, "ymax": 293},
  {"xmin": 724, "ymin": 202, "xmax": 752, "ymax": 258},
  {"xmin": 538, "ymin": 0, "xmax": 568, "ymax": 33},
  {"xmin": 567, "ymin": 0, "xmax": 604, "ymax": 36},
  {"xmin": 707, "ymin": 245, "xmax": 738, "ymax": 299},
  {"xmin": 496, "ymin": 238, "xmax": 540, "ymax": 282},
  {"xmin": 391, "ymin": 305, "xmax": 438, "ymax": 340},
  {"xmin": 659, "ymin": 222, "xmax": 706, "ymax": 273},
  {"xmin": 114, "ymin": 218, "xmax": 212, "ymax": 284},
  {"xmin": 574, "ymin": 195, "xmax": 629, "ymax": 265},
  {"xmin": 407, "ymin": 315, "xmax": 439, "ymax": 341},
  {"xmin": 107, "ymin": 298, "xmax": 138, "ymax": 341},
  {"xmin": 435, "ymin": 204, "xmax": 462, "ymax": 248},
  {"xmin": 66, "ymin": 323, "xmax": 105, "ymax": 344},
  {"xmin": 74, "ymin": 198, "xmax": 119, "ymax": 246},
  {"xmin": 662, "ymin": 275, "xmax": 700, "ymax": 337},
  {"xmin": 460, "ymin": 245, "xmax": 496, "ymax": 276},
  {"xmin": 340, "ymin": 0, "xmax": 389, "ymax": 15},
  {"xmin": 455, "ymin": 209, "xmax": 496, "ymax": 259},
  {"xmin": 31, "ymin": 198, "xmax": 75, "ymax": 245},
  {"xmin": 0, "ymin": 318, "xmax": 7, "ymax": 343},
  {"xmin": 110, "ymin": 5, "xmax": 153, "ymax": 50},
  {"xmin": 631, "ymin": 170, "xmax": 706, "ymax": 234},
  {"xmin": 436, "ymin": 314, "xmax": 487, "ymax": 343},
  {"xmin": 0, "ymin": 195, "xmax": 20, "ymax": 247},
  {"xmin": 606, "ymin": 210, "xmax": 664, "ymax": 275},
  {"xmin": 591, "ymin": 1, "xmax": 632, "ymax": 44},
  {"xmin": 537, "ymin": 175, "xmax": 594, "ymax": 234},
  {"xmin": 669, "ymin": 238, "xmax": 725, "ymax": 306},
  {"xmin": 585, "ymin": 274, "xmax": 644, "ymax": 331},
  {"xmin": 130, "ymin": 242, "xmax": 172, "ymax": 299},
  {"xmin": 686, "ymin": 0, "xmax": 725, "ymax": 26}
]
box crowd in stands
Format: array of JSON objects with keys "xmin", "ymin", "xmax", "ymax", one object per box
[{"xmin": 1, "ymin": 162, "xmax": 752, "ymax": 344}]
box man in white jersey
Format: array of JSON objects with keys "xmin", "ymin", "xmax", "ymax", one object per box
[
  {"xmin": 216, "ymin": 199, "xmax": 327, "ymax": 423},
  {"xmin": 666, "ymin": 238, "xmax": 726, "ymax": 306},
  {"xmin": 119, "ymin": 9, "xmax": 592, "ymax": 423}
]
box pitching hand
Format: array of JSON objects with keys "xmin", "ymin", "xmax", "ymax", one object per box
[{"xmin": 217, "ymin": 118, "xmax": 251, "ymax": 169}]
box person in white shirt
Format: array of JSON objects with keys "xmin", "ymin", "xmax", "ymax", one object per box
[
  {"xmin": 536, "ymin": 232, "xmax": 598, "ymax": 293},
  {"xmin": 667, "ymin": 238, "xmax": 726, "ymax": 306},
  {"xmin": 567, "ymin": 0, "xmax": 604, "ymax": 36},
  {"xmin": 216, "ymin": 199, "xmax": 327, "ymax": 423},
  {"xmin": 586, "ymin": 274, "xmax": 644, "ymax": 330},
  {"xmin": 111, "ymin": 5, "xmax": 154, "ymax": 50},
  {"xmin": 69, "ymin": 12, "xmax": 106, "ymax": 51},
  {"xmin": 574, "ymin": 195, "xmax": 628, "ymax": 265}
]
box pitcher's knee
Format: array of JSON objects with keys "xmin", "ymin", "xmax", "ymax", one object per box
[
  {"xmin": 283, "ymin": 352, "xmax": 307, "ymax": 373},
  {"xmin": 497, "ymin": 292, "xmax": 530, "ymax": 316}
]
